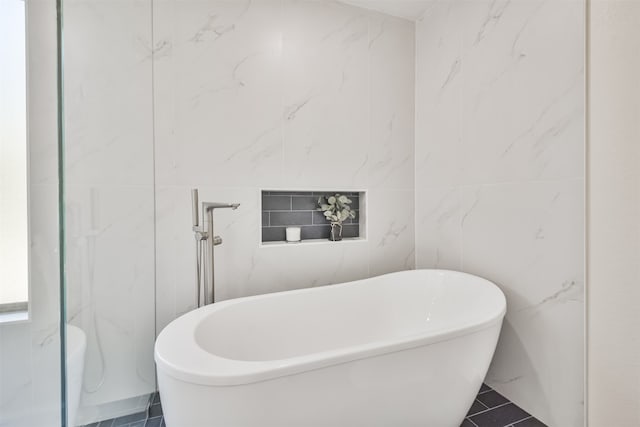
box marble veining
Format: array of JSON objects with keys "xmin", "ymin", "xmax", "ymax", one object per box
[
  {"xmin": 474, "ymin": 0, "xmax": 512, "ymax": 46},
  {"xmin": 190, "ymin": 17, "xmax": 236, "ymax": 44},
  {"xmin": 441, "ymin": 57, "xmax": 461, "ymax": 89},
  {"xmin": 517, "ymin": 280, "xmax": 583, "ymax": 314},
  {"xmin": 502, "ymin": 73, "xmax": 583, "ymax": 158}
]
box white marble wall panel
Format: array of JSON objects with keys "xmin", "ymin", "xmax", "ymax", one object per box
[
  {"xmin": 282, "ymin": 1, "xmax": 369, "ymax": 188},
  {"xmin": 62, "ymin": 0, "xmax": 157, "ymax": 420},
  {"xmin": 415, "ymin": 1, "xmax": 463, "ymax": 189},
  {"xmin": 415, "ymin": 1, "xmax": 584, "ymax": 426},
  {"xmin": 460, "ymin": 0, "xmax": 584, "ymax": 185},
  {"xmin": 367, "ymin": 190, "xmax": 415, "ymax": 276},
  {"xmin": 415, "ymin": 186, "xmax": 462, "ymax": 270},
  {"xmin": 63, "ymin": 0, "xmax": 154, "ymax": 188},
  {"xmin": 21, "ymin": 188, "xmax": 64, "ymax": 426},
  {"xmin": 369, "ymin": 12, "xmax": 415, "ymax": 190},
  {"xmin": 153, "ymin": 1, "xmax": 415, "ymax": 333},
  {"xmin": 153, "ymin": 0, "xmax": 284, "ymax": 188}
]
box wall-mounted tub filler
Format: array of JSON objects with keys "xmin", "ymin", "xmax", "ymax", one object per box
[{"xmin": 191, "ymin": 189, "xmax": 240, "ymax": 307}]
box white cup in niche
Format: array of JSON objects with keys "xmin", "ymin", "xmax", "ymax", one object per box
[{"xmin": 286, "ymin": 227, "xmax": 301, "ymax": 242}]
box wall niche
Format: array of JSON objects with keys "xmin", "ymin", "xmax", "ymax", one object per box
[{"xmin": 261, "ymin": 190, "xmax": 366, "ymax": 244}]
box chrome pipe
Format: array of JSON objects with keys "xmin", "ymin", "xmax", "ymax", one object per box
[
  {"xmin": 202, "ymin": 238, "xmax": 207, "ymax": 306},
  {"xmin": 206, "ymin": 209, "xmax": 215, "ymax": 305},
  {"xmin": 195, "ymin": 237, "xmax": 201, "ymax": 308}
]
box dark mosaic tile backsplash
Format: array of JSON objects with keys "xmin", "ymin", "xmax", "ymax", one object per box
[{"xmin": 261, "ymin": 191, "xmax": 360, "ymax": 242}]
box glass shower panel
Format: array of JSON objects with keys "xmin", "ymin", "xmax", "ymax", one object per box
[
  {"xmin": 0, "ymin": 0, "xmax": 63, "ymax": 426},
  {"xmin": 62, "ymin": 0, "xmax": 156, "ymax": 425}
]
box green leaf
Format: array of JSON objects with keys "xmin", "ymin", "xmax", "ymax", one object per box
[{"xmin": 328, "ymin": 196, "xmax": 336, "ymax": 205}]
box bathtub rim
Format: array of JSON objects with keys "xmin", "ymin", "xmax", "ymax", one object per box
[{"xmin": 155, "ymin": 269, "xmax": 506, "ymax": 387}]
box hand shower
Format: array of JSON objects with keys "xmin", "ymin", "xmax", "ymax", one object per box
[{"xmin": 191, "ymin": 188, "xmax": 199, "ymax": 227}]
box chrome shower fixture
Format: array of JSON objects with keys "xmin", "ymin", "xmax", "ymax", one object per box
[{"xmin": 191, "ymin": 189, "xmax": 240, "ymax": 307}]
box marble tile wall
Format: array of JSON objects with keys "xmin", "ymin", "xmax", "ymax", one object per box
[
  {"xmin": 415, "ymin": 1, "xmax": 585, "ymax": 426},
  {"xmin": 152, "ymin": 0, "xmax": 416, "ymax": 331},
  {"xmin": 62, "ymin": 0, "xmax": 157, "ymax": 422},
  {"xmin": 0, "ymin": 1, "xmax": 63, "ymax": 426}
]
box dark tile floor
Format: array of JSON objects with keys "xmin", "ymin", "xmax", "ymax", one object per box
[
  {"xmin": 463, "ymin": 384, "xmax": 547, "ymax": 427},
  {"xmin": 82, "ymin": 392, "xmax": 163, "ymax": 427},
  {"xmin": 84, "ymin": 384, "xmax": 546, "ymax": 427}
]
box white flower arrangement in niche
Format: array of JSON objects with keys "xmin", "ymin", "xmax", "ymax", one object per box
[{"xmin": 317, "ymin": 193, "xmax": 356, "ymax": 241}]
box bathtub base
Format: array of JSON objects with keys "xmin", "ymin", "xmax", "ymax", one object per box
[{"xmin": 158, "ymin": 325, "xmax": 500, "ymax": 427}]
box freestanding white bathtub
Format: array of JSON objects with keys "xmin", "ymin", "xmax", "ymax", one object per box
[{"xmin": 155, "ymin": 269, "xmax": 506, "ymax": 427}]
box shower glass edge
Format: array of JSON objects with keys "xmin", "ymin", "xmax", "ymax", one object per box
[
  {"xmin": 56, "ymin": 0, "xmax": 159, "ymax": 424},
  {"xmin": 56, "ymin": 0, "xmax": 68, "ymax": 425}
]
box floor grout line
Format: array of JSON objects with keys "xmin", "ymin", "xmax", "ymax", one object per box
[
  {"xmin": 509, "ymin": 415, "xmax": 533, "ymax": 426},
  {"xmin": 476, "ymin": 399, "xmax": 490, "ymax": 409},
  {"xmin": 468, "ymin": 401, "xmax": 513, "ymax": 417},
  {"xmin": 466, "ymin": 418, "xmax": 480, "ymax": 427}
]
